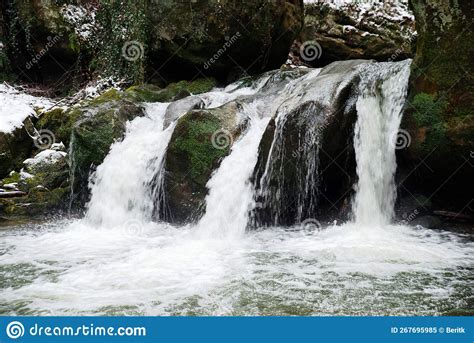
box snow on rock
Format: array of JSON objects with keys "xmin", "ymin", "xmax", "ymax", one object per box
[
  {"xmin": 0, "ymin": 84, "xmax": 53, "ymax": 133},
  {"xmin": 23, "ymin": 149, "xmax": 67, "ymax": 173},
  {"xmin": 304, "ymin": 0, "xmax": 415, "ymax": 26},
  {"xmin": 51, "ymin": 142, "xmax": 66, "ymax": 151},
  {"xmin": 61, "ymin": 5, "xmax": 97, "ymax": 42},
  {"xmin": 19, "ymin": 170, "xmax": 34, "ymax": 180}
]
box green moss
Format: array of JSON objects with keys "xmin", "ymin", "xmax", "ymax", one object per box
[
  {"xmin": 89, "ymin": 89, "xmax": 123, "ymax": 105},
  {"xmin": 125, "ymin": 78, "xmax": 216, "ymax": 103},
  {"xmin": 72, "ymin": 112, "xmax": 117, "ymax": 171},
  {"xmin": 186, "ymin": 78, "xmax": 217, "ymax": 94},
  {"xmin": 125, "ymin": 84, "xmax": 164, "ymax": 102},
  {"xmin": 37, "ymin": 108, "xmax": 80, "ymax": 145},
  {"xmin": 0, "ymin": 187, "xmax": 68, "ymax": 217},
  {"xmin": 172, "ymin": 111, "xmax": 229, "ymax": 185}
]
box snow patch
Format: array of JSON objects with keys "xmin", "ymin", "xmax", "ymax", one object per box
[
  {"xmin": 0, "ymin": 84, "xmax": 53, "ymax": 133},
  {"xmin": 61, "ymin": 5, "xmax": 97, "ymax": 41},
  {"xmin": 24, "ymin": 150, "xmax": 67, "ymax": 170},
  {"xmin": 304, "ymin": 0, "xmax": 415, "ymax": 23}
]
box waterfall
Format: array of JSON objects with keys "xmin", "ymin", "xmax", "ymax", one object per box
[
  {"xmin": 86, "ymin": 103, "xmax": 172, "ymax": 227},
  {"xmin": 352, "ymin": 61, "xmax": 411, "ymax": 226},
  {"xmin": 84, "ymin": 74, "xmax": 275, "ymax": 228},
  {"xmin": 197, "ymin": 101, "xmax": 271, "ymax": 239},
  {"xmin": 82, "ymin": 62, "xmax": 411, "ymax": 230}
]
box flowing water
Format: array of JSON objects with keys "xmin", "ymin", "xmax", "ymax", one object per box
[{"xmin": 1, "ymin": 61, "xmax": 473, "ymax": 316}]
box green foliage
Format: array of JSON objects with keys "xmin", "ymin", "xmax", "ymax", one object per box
[
  {"xmin": 410, "ymin": 92, "xmax": 448, "ymax": 153},
  {"xmin": 1, "ymin": 172, "xmax": 21, "ymax": 185},
  {"xmin": 411, "ymin": 93, "xmax": 447, "ymax": 126},
  {"xmin": 94, "ymin": 0, "xmax": 148, "ymax": 84}
]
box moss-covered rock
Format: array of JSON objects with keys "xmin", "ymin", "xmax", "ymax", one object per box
[
  {"xmin": 161, "ymin": 101, "xmax": 246, "ymax": 223},
  {"xmin": 0, "ymin": 86, "xmax": 148, "ymax": 218},
  {"xmin": 0, "ymin": 186, "xmax": 68, "ymax": 218},
  {"xmin": 399, "ymin": 0, "xmax": 474, "ymax": 214},
  {"xmin": 67, "ymin": 89, "xmax": 145, "ymax": 204},
  {"xmin": 125, "ymin": 78, "xmax": 217, "ymax": 103}
]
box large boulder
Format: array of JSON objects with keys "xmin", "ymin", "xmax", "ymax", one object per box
[
  {"xmin": 148, "ymin": 0, "xmax": 304, "ymax": 81},
  {"xmin": 160, "ymin": 101, "xmax": 246, "ymax": 223},
  {"xmin": 291, "ymin": 1, "xmax": 416, "ymax": 67},
  {"xmin": 252, "ymin": 60, "xmax": 372, "ymax": 226},
  {"xmin": 398, "ymin": 0, "xmax": 474, "ymax": 217}
]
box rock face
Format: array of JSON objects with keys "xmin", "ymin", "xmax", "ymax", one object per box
[
  {"xmin": 1, "ymin": 1, "xmax": 304, "ymax": 86},
  {"xmin": 148, "ymin": 0, "xmax": 304, "ymax": 81},
  {"xmin": 0, "ymin": 1, "xmax": 81, "ymax": 87},
  {"xmin": 399, "ymin": 0, "xmax": 474, "ymax": 215},
  {"xmin": 291, "ymin": 1, "xmax": 416, "ymax": 67},
  {"xmin": 0, "ymin": 120, "xmax": 35, "ymax": 179}
]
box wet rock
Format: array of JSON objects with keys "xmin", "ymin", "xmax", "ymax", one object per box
[
  {"xmin": 0, "ymin": 191, "xmax": 26, "ymax": 198},
  {"xmin": 252, "ymin": 60, "xmax": 375, "ymax": 226},
  {"xmin": 411, "ymin": 216, "xmax": 443, "ymax": 230},
  {"xmin": 164, "ymin": 96, "xmax": 205, "ymax": 128}
]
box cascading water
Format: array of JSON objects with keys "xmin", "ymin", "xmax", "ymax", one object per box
[
  {"xmin": 86, "ymin": 103, "xmax": 172, "ymax": 227},
  {"xmin": 197, "ymin": 101, "xmax": 271, "ymax": 239},
  {"xmin": 352, "ymin": 61, "xmax": 411, "ymax": 226},
  {"xmin": 1, "ymin": 62, "xmax": 473, "ymax": 316}
]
